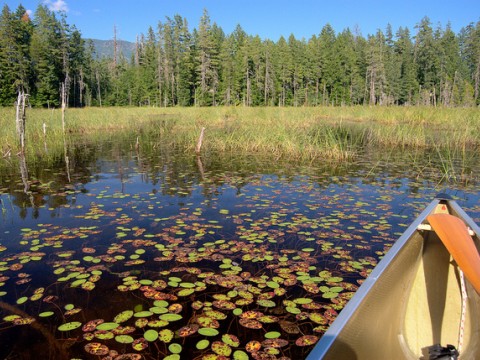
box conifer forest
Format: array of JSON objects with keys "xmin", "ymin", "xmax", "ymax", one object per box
[{"xmin": 1, "ymin": 4, "xmax": 480, "ymax": 108}]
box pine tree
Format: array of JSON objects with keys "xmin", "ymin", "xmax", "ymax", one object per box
[
  {"xmin": 414, "ymin": 17, "xmax": 441, "ymax": 105},
  {"xmin": 461, "ymin": 21, "xmax": 480, "ymax": 104},
  {"xmin": 195, "ymin": 9, "xmax": 218, "ymax": 106},
  {"xmin": 317, "ymin": 24, "xmax": 337, "ymax": 105},
  {"xmin": 437, "ymin": 23, "xmax": 464, "ymax": 106},
  {"xmin": 0, "ymin": 5, "xmax": 33, "ymax": 105},
  {"xmin": 219, "ymin": 32, "xmax": 237, "ymax": 105},
  {"xmin": 366, "ymin": 30, "xmax": 387, "ymax": 105},
  {"xmin": 30, "ymin": 5, "xmax": 64, "ymax": 107},
  {"xmin": 275, "ymin": 36, "xmax": 293, "ymax": 106},
  {"xmin": 395, "ymin": 27, "xmax": 418, "ymax": 105}
]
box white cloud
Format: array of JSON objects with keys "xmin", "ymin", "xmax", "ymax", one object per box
[{"xmin": 43, "ymin": 0, "xmax": 69, "ymax": 12}]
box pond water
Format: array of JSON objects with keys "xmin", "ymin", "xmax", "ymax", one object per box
[{"xmin": 0, "ymin": 139, "xmax": 479, "ymax": 360}]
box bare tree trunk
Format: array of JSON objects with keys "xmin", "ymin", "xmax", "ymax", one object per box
[
  {"xmin": 16, "ymin": 90, "xmax": 27, "ymax": 153},
  {"xmin": 96, "ymin": 70, "xmax": 102, "ymax": 107},
  {"xmin": 79, "ymin": 68, "xmax": 85, "ymax": 106},
  {"xmin": 113, "ymin": 25, "xmax": 118, "ymax": 68},
  {"xmin": 195, "ymin": 127, "xmax": 206, "ymax": 154},
  {"xmin": 474, "ymin": 56, "xmax": 480, "ymax": 102},
  {"xmin": 369, "ymin": 67, "xmax": 376, "ymax": 105},
  {"xmin": 61, "ymin": 83, "xmax": 66, "ymax": 134},
  {"xmin": 246, "ymin": 68, "xmax": 251, "ymax": 107},
  {"xmin": 61, "ymin": 83, "xmax": 71, "ymax": 183}
]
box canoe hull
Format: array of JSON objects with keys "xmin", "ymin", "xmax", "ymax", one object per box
[{"xmin": 307, "ymin": 198, "xmax": 480, "ymax": 360}]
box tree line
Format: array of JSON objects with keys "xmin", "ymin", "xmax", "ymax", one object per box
[{"xmin": 1, "ymin": 5, "xmax": 480, "ymax": 108}]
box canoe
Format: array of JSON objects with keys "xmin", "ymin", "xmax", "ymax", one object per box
[{"xmin": 307, "ymin": 195, "xmax": 480, "ymax": 360}]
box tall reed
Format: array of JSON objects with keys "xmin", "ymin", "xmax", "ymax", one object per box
[{"xmin": 0, "ymin": 106, "xmax": 479, "ymax": 162}]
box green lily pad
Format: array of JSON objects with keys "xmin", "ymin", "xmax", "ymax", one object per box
[
  {"xmin": 265, "ymin": 331, "xmax": 281, "ymax": 339},
  {"xmin": 256, "ymin": 299, "xmax": 276, "ymax": 307},
  {"xmin": 198, "ymin": 327, "xmax": 219, "ymax": 336},
  {"xmin": 39, "ymin": 311, "xmax": 54, "ymax": 318},
  {"xmin": 159, "ymin": 313, "xmax": 182, "ymax": 322},
  {"xmin": 144, "ymin": 329, "xmax": 159, "ymax": 342},
  {"xmin": 233, "ymin": 350, "xmax": 250, "ymax": 360},
  {"xmin": 177, "ymin": 288, "xmax": 195, "ymax": 297},
  {"xmin": 58, "ymin": 321, "xmax": 82, "ymax": 331},
  {"xmin": 114, "ymin": 310, "xmax": 134, "ymax": 323},
  {"xmin": 96, "ymin": 322, "xmax": 119, "ymax": 331},
  {"xmin": 168, "ymin": 343, "xmax": 182, "ymax": 354},
  {"xmin": 164, "ymin": 355, "xmax": 180, "ymax": 360},
  {"xmin": 16, "ymin": 296, "xmax": 28, "ymax": 305},
  {"xmin": 196, "ymin": 339, "xmax": 210, "ymax": 350},
  {"xmin": 115, "ymin": 335, "xmax": 134, "ymax": 344},
  {"xmin": 134, "ymin": 311, "xmax": 153, "ymax": 318}
]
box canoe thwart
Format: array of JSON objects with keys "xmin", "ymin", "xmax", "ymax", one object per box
[
  {"xmin": 427, "ymin": 213, "xmax": 480, "ymax": 295},
  {"xmin": 418, "ymin": 223, "xmax": 475, "ymax": 236}
]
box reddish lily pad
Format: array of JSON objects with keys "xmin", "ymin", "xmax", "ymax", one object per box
[
  {"xmin": 178, "ymin": 324, "xmax": 199, "ymax": 337},
  {"xmin": 239, "ymin": 318, "xmax": 262, "ymax": 329},
  {"xmin": 222, "ymin": 334, "xmax": 240, "ymax": 347},
  {"xmin": 84, "ymin": 342, "xmax": 109, "ymax": 355},
  {"xmin": 132, "ymin": 337, "xmax": 148, "ymax": 351},
  {"xmin": 245, "ymin": 340, "xmax": 262, "ymax": 353},
  {"xmin": 295, "ymin": 335, "xmax": 319, "ymax": 346},
  {"xmin": 212, "ymin": 341, "xmax": 232, "ymax": 357}
]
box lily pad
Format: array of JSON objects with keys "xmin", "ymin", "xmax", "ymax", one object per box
[
  {"xmin": 115, "ymin": 335, "xmax": 134, "ymax": 344},
  {"xmin": 159, "ymin": 313, "xmax": 182, "ymax": 322},
  {"xmin": 144, "ymin": 329, "xmax": 159, "ymax": 342},
  {"xmin": 198, "ymin": 327, "xmax": 219, "ymax": 336},
  {"xmin": 159, "ymin": 329, "xmax": 174, "ymax": 343},
  {"xmin": 84, "ymin": 342, "xmax": 109, "ymax": 356},
  {"xmin": 212, "ymin": 341, "xmax": 232, "ymax": 357},
  {"xmin": 196, "ymin": 339, "xmax": 210, "ymax": 350},
  {"xmin": 96, "ymin": 322, "xmax": 119, "ymax": 331},
  {"xmin": 58, "ymin": 321, "xmax": 82, "ymax": 331},
  {"xmin": 114, "ymin": 310, "xmax": 134, "ymax": 323},
  {"xmin": 233, "ymin": 350, "xmax": 250, "ymax": 360},
  {"xmin": 295, "ymin": 335, "xmax": 319, "ymax": 346},
  {"xmin": 168, "ymin": 343, "xmax": 182, "ymax": 354},
  {"xmin": 39, "ymin": 311, "xmax": 54, "ymax": 318}
]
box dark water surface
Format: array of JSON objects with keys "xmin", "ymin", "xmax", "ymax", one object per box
[{"xmin": 0, "ymin": 141, "xmax": 479, "ymax": 360}]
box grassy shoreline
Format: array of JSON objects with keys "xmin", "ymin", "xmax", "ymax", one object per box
[{"xmin": 1, "ymin": 106, "xmax": 479, "ymax": 161}]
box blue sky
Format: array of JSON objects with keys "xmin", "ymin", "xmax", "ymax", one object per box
[{"xmin": 3, "ymin": 0, "xmax": 479, "ymax": 41}]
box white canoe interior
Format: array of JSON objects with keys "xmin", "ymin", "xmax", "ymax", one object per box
[{"xmin": 310, "ymin": 200, "xmax": 480, "ymax": 360}]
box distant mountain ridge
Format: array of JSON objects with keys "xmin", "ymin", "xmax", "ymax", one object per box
[{"xmin": 87, "ymin": 39, "xmax": 136, "ymax": 60}]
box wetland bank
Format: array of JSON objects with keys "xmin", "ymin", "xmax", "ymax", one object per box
[{"xmin": 0, "ymin": 106, "xmax": 480, "ymax": 359}]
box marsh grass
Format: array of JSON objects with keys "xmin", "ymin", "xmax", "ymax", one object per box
[{"xmin": 0, "ymin": 106, "xmax": 479, "ymax": 163}]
